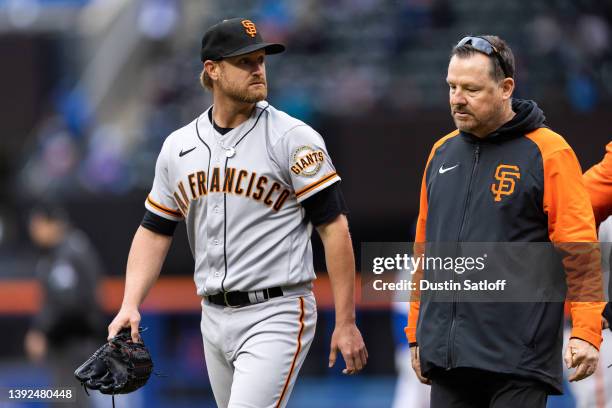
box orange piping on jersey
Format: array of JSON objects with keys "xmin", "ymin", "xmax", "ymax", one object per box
[
  {"xmin": 406, "ymin": 130, "xmax": 460, "ymax": 343},
  {"xmin": 295, "ymin": 172, "xmax": 338, "ymax": 198},
  {"xmin": 147, "ymin": 195, "xmax": 183, "ymax": 218},
  {"xmin": 276, "ymin": 297, "xmax": 305, "ymax": 408}
]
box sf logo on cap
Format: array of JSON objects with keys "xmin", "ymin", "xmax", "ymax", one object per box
[
  {"xmin": 491, "ymin": 164, "xmax": 520, "ymax": 202},
  {"xmin": 241, "ymin": 20, "xmax": 257, "ymax": 38}
]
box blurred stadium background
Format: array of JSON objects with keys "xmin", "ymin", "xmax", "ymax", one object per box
[{"xmin": 0, "ymin": 0, "xmax": 611, "ymax": 407}]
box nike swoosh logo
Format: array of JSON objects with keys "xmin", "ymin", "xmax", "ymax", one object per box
[
  {"xmin": 179, "ymin": 147, "xmax": 197, "ymax": 157},
  {"xmin": 439, "ymin": 164, "xmax": 459, "ymax": 174}
]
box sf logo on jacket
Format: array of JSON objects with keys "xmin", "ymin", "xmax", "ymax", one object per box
[{"xmin": 491, "ymin": 164, "xmax": 521, "ymax": 202}]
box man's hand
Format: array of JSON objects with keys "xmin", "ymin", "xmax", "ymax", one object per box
[
  {"xmin": 24, "ymin": 329, "xmax": 47, "ymax": 363},
  {"xmin": 107, "ymin": 227, "xmax": 172, "ymax": 344},
  {"xmin": 108, "ymin": 307, "xmax": 141, "ymax": 343},
  {"xmin": 317, "ymin": 215, "xmax": 366, "ymax": 375},
  {"xmin": 328, "ymin": 322, "xmax": 368, "ymax": 375},
  {"xmin": 564, "ymin": 337, "xmax": 599, "ymax": 382},
  {"xmin": 410, "ymin": 346, "xmax": 431, "ymax": 385},
  {"xmin": 603, "ymin": 316, "xmax": 609, "ymax": 330}
]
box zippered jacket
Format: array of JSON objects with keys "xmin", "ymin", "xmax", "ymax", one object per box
[
  {"xmin": 584, "ymin": 142, "xmax": 612, "ymax": 333},
  {"xmin": 405, "ymin": 99, "xmax": 604, "ymax": 393},
  {"xmin": 584, "ymin": 141, "xmax": 612, "ymax": 227}
]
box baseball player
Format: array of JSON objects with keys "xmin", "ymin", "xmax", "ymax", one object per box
[{"xmin": 107, "ymin": 17, "xmax": 367, "ymax": 408}]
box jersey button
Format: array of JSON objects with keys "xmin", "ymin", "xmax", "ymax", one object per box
[{"xmin": 213, "ymin": 239, "xmax": 219, "ymax": 246}]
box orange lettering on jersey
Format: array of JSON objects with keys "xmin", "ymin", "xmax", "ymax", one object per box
[
  {"xmin": 171, "ymin": 168, "xmax": 291, "ymax": 212},
  {"xmin": 188, "ymin": 173, "xmax": 198, "ymax": 199},
  {"xmin": 273, "ymin": 189, "xmax": 290, "ymax": 211},
  {"xmin": 252, "ymin": 176, "xmax": 268, "ymax": 200},
  {"xmin": 241, "ymin": 20, "xmax": 257, "ymax": 38},
  {"xmin": 173, "ymin": 192, "xmax": 188, "ymax": 215},
  {"xmin": 264, "ymin": 182, "xmax": 281, "ymax": 206},
  {"xmin": 196, "ymin": 171, "xmax": 207, "ymax": 196},
  {"xmin": 245, "ymin": 172, "xmax": 257, "ymax": 197},
  {"xmin": 235, "ymin": 170, "xmax": 248, "ymax": 195},
  {"xmin": 491, "ymin": 164, "xmax": 521, "ymax": 202},
  {"xmin": 210, "ymin": 167, "xmax": 221, "ymax": 192},
  {"xmin": 224, "ymin": 168, "xmax": 236, "ymax": 193},
  {"xmin": 178, "ymin": 181, "xmax": 190, "ymax": 205}
]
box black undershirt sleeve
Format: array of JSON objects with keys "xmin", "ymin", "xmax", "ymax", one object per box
[
  {"xmin": 141, "ymin": 210, "xmax": 179, "ymax": 236},
  {"xmin": 302, "ymin": 182, "xmax": 349, "ymax": 226}
]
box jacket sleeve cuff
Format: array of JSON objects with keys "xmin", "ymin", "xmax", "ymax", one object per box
[
  {"xmin": 404, "ymin": 326, "xmax": 417, "ymax": 343},
  {"xmin": 570, "ymin": 327, "xmax": 602, "ymax": 350}
]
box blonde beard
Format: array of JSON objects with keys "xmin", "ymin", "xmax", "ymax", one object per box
[{"xmin": 216, "ymin": 70, "xmax": 267, "ymax": 103}]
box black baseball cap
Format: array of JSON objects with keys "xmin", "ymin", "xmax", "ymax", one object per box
[
  {"xmin": 200, "ymin": 18, "xmax": 285, "ymax": 62},
  {"xmin": 29, "ymin": 200, "xmax": 69, "ymax": 223}
]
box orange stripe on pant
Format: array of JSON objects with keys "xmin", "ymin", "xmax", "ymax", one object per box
[
  {"xmin": 596, "ymin": 365, "xmax": 605, "ymax": 408},
  {"xmin": 276, "ymin": 296, "xmax": 305, "ymax": 408}
]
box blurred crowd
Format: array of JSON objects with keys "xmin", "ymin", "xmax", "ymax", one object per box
[{"xmin": 13, "ymin": 0, "xmax": 612, "ymax": 198}]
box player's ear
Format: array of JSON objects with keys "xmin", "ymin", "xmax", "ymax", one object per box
[{"xmin": 204, "ymin": 60, "xmax": 220, "ymax": 81}]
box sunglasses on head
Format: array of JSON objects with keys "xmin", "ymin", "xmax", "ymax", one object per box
[{"xmin": 456, "ymin": 36, "xmax": 511, "ymax": 79}]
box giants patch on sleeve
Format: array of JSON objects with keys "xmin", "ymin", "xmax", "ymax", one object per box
[{"xmin": 290, "ymin": 146, "xmax": 325, "ymax": 177}]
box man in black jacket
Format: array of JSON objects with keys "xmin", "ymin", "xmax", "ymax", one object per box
[
  {"xmin": 405, "ymin": 36, "xmax": 604, "ymax": 408},
  {"xmin": 25, "ymin": 202, "xmax": 105, "ymax": 407}
]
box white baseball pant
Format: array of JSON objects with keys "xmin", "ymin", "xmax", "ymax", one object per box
[{"xmin": 200, "ymin": 290, "xmax": 317, "ymax": 408}]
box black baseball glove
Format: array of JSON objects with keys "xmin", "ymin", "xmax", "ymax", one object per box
[{"xmin": 74, "ymin": 327, "xmax": 153, "ymax": 395}]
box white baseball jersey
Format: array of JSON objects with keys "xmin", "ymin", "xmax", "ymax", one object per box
[{"xmin": 145, "ymin": 100, "xmax": 341, "ymax": 296}]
